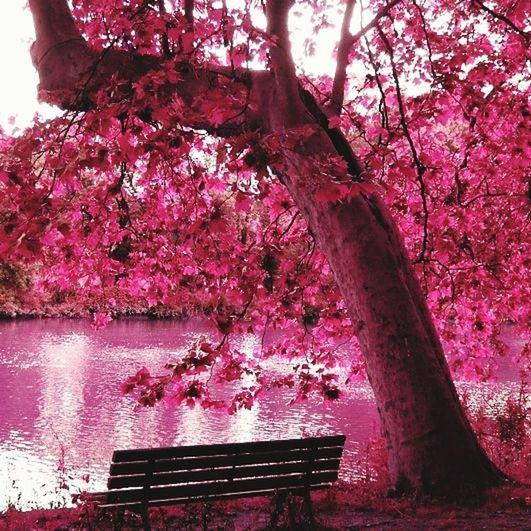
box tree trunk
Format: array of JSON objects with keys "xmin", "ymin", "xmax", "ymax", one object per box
[
  {"xmin": 282, "ymin": 177, "xmax": 506, "ymax": 495},
  {"xmin": 27, "ymin": 0, "xmax": 507, "ymax": 497}
]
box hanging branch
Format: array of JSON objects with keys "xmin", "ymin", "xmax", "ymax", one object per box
[
  {"xmin": 364, "ymin": 36, "xmax": 389, "ymax": 135},
  {"xmin": 350, "ymin": 0, "xmax": 401, "ymax": 43},
  {"xmin": 377, "ymin": 24, "xmax": 430, "ymax": 263},
  {"xmin": 410, "ymin": 0, "xmax": 437, "ymax": 81},
  {"xmin": 359, "ymin": 1, "xmax": 389, "ymax": 139},
  {"xmin": 327, "ymin": 0, "xmax": 402, "ymax": 116}
]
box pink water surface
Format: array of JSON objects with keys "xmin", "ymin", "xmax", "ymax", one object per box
[{"xmin": 0, "ymin": 318, "xmax": 524, "ymax": 510}]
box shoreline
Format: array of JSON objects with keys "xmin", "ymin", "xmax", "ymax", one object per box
[{"xmin": 0, "ymin": 309, "xmax": 191, "ymax": 321}]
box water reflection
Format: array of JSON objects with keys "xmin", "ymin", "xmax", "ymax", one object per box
[{"xmin": 0, "ymin": 318, "xmax": 524, "ymax": 510}]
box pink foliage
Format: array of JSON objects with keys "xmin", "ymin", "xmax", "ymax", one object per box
[
  {"xmin": 1, "ymin": 0, "xmax": 529, "ymax": 409},
  {"xmin": 91, "ymin": 311, "xmax": 113, "ymax": 330}
]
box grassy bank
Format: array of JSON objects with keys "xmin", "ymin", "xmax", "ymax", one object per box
[{"xmin": 1, "ymin": 482, "xmax": 530, "ymax": 530}]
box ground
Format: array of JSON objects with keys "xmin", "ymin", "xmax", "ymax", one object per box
[{"xmin": 1, "ymin": 483, "xmax": 529, "ymax": 530}]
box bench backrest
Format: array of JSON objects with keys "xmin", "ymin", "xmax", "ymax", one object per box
[{"xmin": 104, "ymin": 435, "xmax": 346, "ymax": 506}]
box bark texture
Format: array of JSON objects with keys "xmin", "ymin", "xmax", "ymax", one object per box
[{"xmin": 27, "ymin": 0, "xmax": 507, "ymax": 496}]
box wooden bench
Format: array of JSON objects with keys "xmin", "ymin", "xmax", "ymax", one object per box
[{"xmin": 91, "ymin": 434, "xmax": 346, "ymax": 530}]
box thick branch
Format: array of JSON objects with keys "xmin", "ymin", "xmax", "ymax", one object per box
[
  {"xmin": 28, "ymin": 0, "xmax": 356, "ymax": 174},
  {"xmin": 265, "ymin": 0, "xmax": 308, "ymax": 126},
  {"xmin": 29, "ymin": 0, "xmax": 96, "ymax": 94},
  {"xmin": 28, "ymin": 0, "xmax": 272, "ymax": 135},
  {"xmin": 158, "ymin": 0, "xmax": 172, "ymax": 58},
  {"xmin": 263, "ymin": 1, "xmax": 356, "ymax": 173},
  {"xmin": 29, "ymin": 0, "xmax": 158, "ymax": 95},
  {"xmin": 29, "ymin": 0, "xmax": 82, "ymax": 57}
]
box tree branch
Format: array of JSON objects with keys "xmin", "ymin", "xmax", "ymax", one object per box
[
  {"xmin": 29, "ymin": 0, "xmax": 82, "ymax": 56},
  {"xmin": 349, "ymin": 0, "xmax": 401, "ymax": 45},
  {"xmin": 158, "ymin": 0, "xmax": 172, "ymax": 58},
  {"xmin": 28, "ymin": 0, "xmax": 348, "ymax": 169},
  {"xmin": 328, "ymin": 0, "xmax": 357, "ymax": 116},
  {"xmin": 327, "ymin": 0, "xmax": 401, "ymax": 116},
  {"xmin": 471, "ymin": 0, "xmax": 529, "ymax": 41},
  {"xmin": 184, "ymin": 0, "xmax": 194, "ymax": 26}
]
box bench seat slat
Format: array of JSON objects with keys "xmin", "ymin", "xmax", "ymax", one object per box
[
  {"xmin": 108, "ymin": 458, "xmax": 341, "ymax": 489},
  {"xmin": 110, "ymin": 446, "xmax": 343, "ymax": 476},
  {"xmin": 112, "ymin": 435, "xmax": 346, "ymax": 463},
  {"xmin": 103, "ymin": 471, "xmax": 339, "ymax": 505}
]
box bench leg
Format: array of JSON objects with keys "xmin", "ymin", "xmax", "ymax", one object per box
[
  {"xmin": 201, "ymin": 502, "xmax": 212, "ymax": 531},
  {"xmin": 303, "ymin": 490, "xmax": 315, "ymax": 530},
  {"xmin": 270, "ymin": 491, "xmax": 287, "ymax": 528},
  {"xmin": 140, "ymin": 505, "xmax": 151, "ymax": 531},
  {"xmin": 287, "ymin": 495, "xmax": 297, "ymax": 529}
]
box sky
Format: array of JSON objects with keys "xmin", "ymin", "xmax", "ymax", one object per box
[{"xmin": 0, "ymin": 0, "xmax": 52, "ymax": 132}]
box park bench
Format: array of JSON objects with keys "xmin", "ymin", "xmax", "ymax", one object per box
[{"xmin": 91, "ymin": 434, "xmax": 346, "ymax": 530}]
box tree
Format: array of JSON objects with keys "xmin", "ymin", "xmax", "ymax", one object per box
[{"xmin": 1, "ymin": 0, "xmax": 528, "ymax": 496}]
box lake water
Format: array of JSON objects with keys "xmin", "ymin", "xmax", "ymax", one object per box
[{"xmin": 0, "ymin": 318, "xmax": 524, "ymax": 511}]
